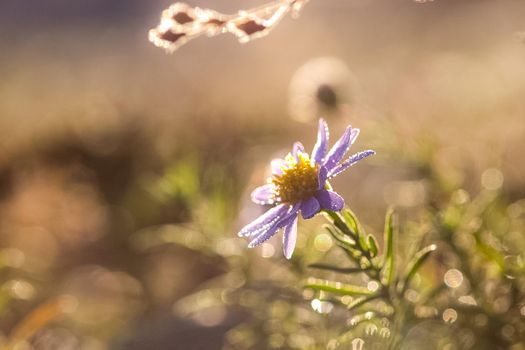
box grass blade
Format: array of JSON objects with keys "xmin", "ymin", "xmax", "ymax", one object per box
[
  {"xmin": 381, "ymin": 208, "xmax": 395, "ymax": 286},
  {"xmin": 400, "ymin": 244, "xmax": 437, "ymax": 294},
  {"xmin": 308, "ymin": 263, "xmax": 368, "ymax": 274},
  {"xmin": 304, "ymin": 278, "xmax": 376, "ymax": 296},
  {"xmin": 367, "ymin": 235, "xmax": 379, "ymax": 257}
]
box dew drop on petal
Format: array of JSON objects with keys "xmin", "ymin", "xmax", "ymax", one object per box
[{"xmin": 443, "ymin": 308, "xmax": 458, "ymax": 323}]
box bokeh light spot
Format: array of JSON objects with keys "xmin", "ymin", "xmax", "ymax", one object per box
[
  {"xmin": 443, "ymin": 308, "xmax": 458, "ymax": 323},
  {"xmin": 314, "ymin": 233, "xmax": 333, "ymax": 252},
  {"xmin": 444, "ymin": 269, "xmax": 463, "ymax": 288},
  {"xmin": 481, "ymin": 168, "xmax": 504, "ymax": 190}
]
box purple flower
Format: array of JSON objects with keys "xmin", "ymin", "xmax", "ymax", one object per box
[{"xmin": 239, "ymin": 119, "xmax": 375, "ymax": 259}]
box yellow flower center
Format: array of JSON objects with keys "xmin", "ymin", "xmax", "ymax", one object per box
[{"xmin": 272, "ymin": 152, "xmax": 319, "ymax": 204}]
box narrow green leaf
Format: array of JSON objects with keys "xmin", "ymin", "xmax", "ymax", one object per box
[
  {"xmin": 325, "ymin": 225, "xmax": 356, "ymax": 245},
  {"xmin": 342, "ymin": 209, "xmax": 371, "ymax": 252},
  {"xmin": 475, "ymin": 240, "xmax": 505, "ymax": 271},
  {"xmin": 381, "ymin": 208, "xmax": 395, "ymax": 285},
  {"xmin": 400, "ymin": 244, "xmax": 437, "ymax": 294},
  {"xmin": 304, "ymin": 278, "xmax": 376, "ymax": 296},
  {"xmin": 308, "ymin": 263, "xmax": 368, "ymax": 274},
  {"xmin": 367, "ymin": 235, "xmax": 379, "ymax": 257},
  {"xmin": 342, "ymin": 209, "xmax": 360, "ymax": 234},
  {"xmin": 325, "ymin": 223, "xmax": 364, "ymax": 262},
  {"xmin": 325, "ymin": 211, "xmax": 355, "ymax": 238},
  {"xmin": 343, "ymin": 294, "xmax": 381, "ymax": 311}
]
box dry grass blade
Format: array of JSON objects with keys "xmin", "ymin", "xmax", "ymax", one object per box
[
  {"xmin": 3, "ymin": 296, "xmax": 77, "ymax": 350},
  {"xmin": 149, "ymin": 0, "xmax": 309, "ymax": 53}
]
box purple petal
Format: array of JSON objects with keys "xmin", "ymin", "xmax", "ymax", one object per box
[
  {"xmin": 318, "ymin": 165, "xmax": 328, "ymax": 190},
  {"xmin": 271, "ymin": 158, "xmax": 285, "ymax": 175},
  {"xmin": 329, "ymin": 150, "xmax": 376, "ymax": 178},
  {"xmin": 350, "ymin": 128, "xmax": 360, "ymax": 145},
  {"xmin": 323, "ymin": 126, "xmax": 358, "ymax": 171},
  {"xmin": 247, "ymin": 219, "xmax": 283, "ymax": 248},
  {"xmin": 248, "ymin": 207, "xmax": 299, "ymax": 248},
  {"xmin": 301, "ymin": 196, "xmax": 321, "ymax": 219},
  {"xmin": 282, "ymin": 215, "xmax": 298, "ymax": 259},
  {"xmin": 316, "ymin": 189, "xmax": 345, "ymax": 211},
  {"xmin": 311, "ymin": 119, "xmax": 329, "ymax": 165},
  {"xmin": 293, "ymin": 142, "xmax": 305, "ymax": 161},
  {"xmin": 238, "ymin": 204, "xmax": 289, "ymax": 237},
  {"xmin": 251, "ymin": 184, "xmax": 277, "ymax": 205}
]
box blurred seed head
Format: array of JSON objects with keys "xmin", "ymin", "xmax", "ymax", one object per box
[{"xmin": 288, "ymin": 57, "xmax": 359, "ymax": 122}]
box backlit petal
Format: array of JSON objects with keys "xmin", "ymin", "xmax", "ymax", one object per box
[
  {"xmin": 271, "ymin": 158, "xmax": 285, "ymax": 175},
  {"xmin": 323, "ymin": 126, "xmax": 358, "ymax": 171},
  {"xmin": 311, "ymin": 118, "xmax": 329, "ymax": 165},
  {"xmin": 328, "ymin": 150, "xmax": 375, "ymax": 178},
  {"xmin": 251, "ymin": 184, "xmax": 277, "ymax": 205},
  {"xmin": 282, "ymin": 215, "xmax": 298, "ymax": 259},
  {"xmin": 238, "ymin": 204, "xmax": 289, "ymax": 237},
  {"xmin": 293, "ymin": 142, "xmax": 305, "ymax": 161},
  {"xmin": 248, "ymin": 206, "xmax": 299, "ymax": 247}
]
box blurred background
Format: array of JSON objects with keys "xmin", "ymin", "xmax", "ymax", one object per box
[{"xmin": 0, "ymin": 0, "xmax": 525, "ymax": 349}]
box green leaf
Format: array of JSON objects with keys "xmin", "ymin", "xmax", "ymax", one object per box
[
  {"xmin": 381, "ymin": 208, "xmax": 395, "ymax": 285},
  {"xmin": 342, "ymin": 209, "xmax": 361, "ymax": 234},
  {"xmin": 325, "ymin": 225, "xmax": 356, "ymax": 245},
  {"xmin": 342, "ymin": 209, "xmax": 371, "ymax": 252},
  {"xmin": 304, "ymin": 278, "xmax": 376, "ymax": 296},
  {"xmin": 367, "ymin": 235, "xmax": 379, "ymax": 257},
  {"xmin": 308, "ymin": 263, "xmax": 368, "ymax": 274},
  {"xmin": 343, "ymin": 294, "xmax": 381, "ymax": 311},
  {"xmin": 400, "ymin": 244, "xmax": 437, "ymax": 294},
  {"xmin": 474, "ymin": 239, "xmax": 505, "ymax": 271},
  {"xmin": 325, "ymin": 211, "xmax": 355, "ymax": 238}
]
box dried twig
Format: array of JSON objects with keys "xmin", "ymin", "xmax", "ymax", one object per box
[{"xmin": 149, "ymin": 0, "xmax": 309, "ymax": 52}]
